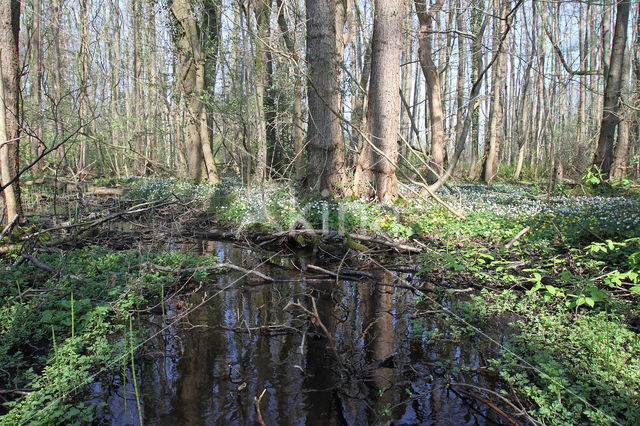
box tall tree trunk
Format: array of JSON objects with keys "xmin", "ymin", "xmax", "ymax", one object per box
[
  {"xmin": 353, "ymin": 0, "xmax": 403, "ymax": 202},
  {"xmin": 201, "ymin": 0, "xmax": 220, "ymax": 185},
  {"xmin": 78, "ymin": 0, "xmax": 91, "ymax": 172},
  {"xmin": 593, "ymin": 0, "xmax": 630, "ymax": 178},
  {"xmin": 610, "ymin": 5, "xmax": 632, "ymax": 179},
  {"xmin": 304, "ymin": 0, "xmax": 347, "ymax": 197},
  {"xmin": 171, "ymin": 0, "xmax": 205, "ymax": 180},
  {"xmin": 251, "ymin": 0, "xmax": 269, "ymax": 184},
  {"xmin": 0, "ymin": 0, "xmax": 22, "ymax": 224},
  {"xmin": 52, "ymin": 0, "xmax": 66, "ymax": 169},
  {"xmin": 276, "ymin": 0, "xmax": 304, "ymax": 179},
  {"xmin": 29, "ymin": 0, "xmax": 43, "ymax": 173},
  {"xmin": 468, "ymin": 0, "xmax": 484, "ymax": 177},
  {"xmin": 415, "ymin": 0, "xmax": 446, "ymax": 183},
  {"xmin": 132, "ymin": 0, "xmax": 146, "ymax": 174},
  {"xmin": 482, "ymin": 0, "xmax": 510, "ymax": 183},
  {"xmin": 454, "ymin": 0, "xmax": 466, "ymax": 175},
  {"xmin": 146, "ymin": 0, "xmax": 159, "ymax": 171}
]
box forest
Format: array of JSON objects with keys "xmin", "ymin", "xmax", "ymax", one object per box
[{"xmin": 1, "ymin": 0, "xmax": 640, "ymax": 424}]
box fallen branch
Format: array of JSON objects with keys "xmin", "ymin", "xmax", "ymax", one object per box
[
  {"xmin": 305, "ymin": 264, "xmax": 375, "ymax": 281},
  {"xmin": 19, "ymin": 254, "xmax": 82, "ymax": 280},
  {"xmin": 504, "ymin": 226, "xmax": 530, "ymax": 250},
  {"xmin": 134, "ymin": 261, "xmax": 274, "ymax": 282},
  {"xmin": 271, "ymin": 229, "xmax": 422, "ymax": 253},
  {"xmin": 0, "ymin": 215, "xmax": 18, "ymax": 242}
]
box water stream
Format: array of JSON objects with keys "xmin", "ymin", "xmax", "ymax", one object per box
[{"xmin": 98, "ymin": 240, "xmax": 509, "ymax": 425}]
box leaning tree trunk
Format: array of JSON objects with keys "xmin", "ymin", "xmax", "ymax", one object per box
[
  {"xmin": 593, "ymin": 0, "xmax": 630, "ymax": 178},
  {"xmin": 0, "ymin": 0, "xmax": 22, "ymax": 225},
  {"xmin": 353, "ymin": 0, "xmax": 403, "ymax": 202},
  {"xmin": 304, "ymin": 0, "xmax": 347, "ymax": 197}
]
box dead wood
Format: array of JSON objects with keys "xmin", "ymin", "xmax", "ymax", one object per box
[
  {"xmin": 134, "ymin": 261, "xmax": 274, "ymax": 282},
  {"xmin": 22, "ymin": 178, "xmax": 129, "ymax": 196},
  {"xmin": 271, "ymin": 229, "xmax": 422, "ymax": 253},
  {"xmin": 305, "ymin": 264, "xmax": 375, "ymax": 281},
  {"xmin": 18, "ymin": 254, "xmax": 82, "ymax": 280}
]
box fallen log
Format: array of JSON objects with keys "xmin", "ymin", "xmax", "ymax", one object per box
[{"xmin": 271, "ymin": 229, "xmax": 422, "ymax": 253}]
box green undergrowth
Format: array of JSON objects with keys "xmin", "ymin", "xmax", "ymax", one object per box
[
  {"xmin": 461, "ymin": 290, "xmax": 640, "ymax": 424},
  {"xmin": 21, "ymin": 176, "xmax": 639, "ymax": 424},
  {"xmin": 0, "ymin": 246, "xmax": 218, "ymax": 424}
]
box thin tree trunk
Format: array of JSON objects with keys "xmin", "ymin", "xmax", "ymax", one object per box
[{"xmin": 30, "ymin": 0, "xmax": 43, "ymax": 173}]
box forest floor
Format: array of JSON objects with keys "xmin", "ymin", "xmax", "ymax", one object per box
[{"xmin": 1, "ymin": 176, "xmax": 639, "ymax": 424}]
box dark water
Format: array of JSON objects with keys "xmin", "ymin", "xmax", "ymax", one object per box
[{"xmin": 99, "ymin": 240, "xmax": 509, "ymax": 425}]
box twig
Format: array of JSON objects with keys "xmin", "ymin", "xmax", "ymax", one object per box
[
  {"xmin": 504, "ymin": 226, "xmax": 530, "ymax": 250},
  {"xmin": 0, "ymin": 216, "xmax": 18, "ymax": 242}
]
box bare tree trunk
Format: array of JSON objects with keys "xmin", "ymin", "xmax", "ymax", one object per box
[
  {"xmin": 469, "ymin": 0, "xmax": 484, "ymax": 177},
  {"xmin": 304, "ymin": 0, "xmax": 347, "ymax": 197},
  {"xmin": 171, "ymin": 0, "xmax": 205, "ymax": 180},
  {"xmin": 276, "ymin": 0, "xmax": 304, "ymax": 179},
  {"xmin": 52, "ymin": 0, "xmax": 67, "ymax": 169},
  {"xmin": 353, "ymin": 0, "xmax": 402, "ymax": 202},
  {"xmin": 593, "ymin": 0, "xmax": 630, "ymax": 178},
  {"xmin": 251, "ymin": 0, "xmax": 269, "ymax": 184},
  {"xmin": 132, "ymin": 0, "xmax": 146, "ymax": 174},
  {"xmin": 0, "ymin": 0, "xmax": 22, "ymax": 224},
  {"xmin": 78, "ymin": 0, "xmax": 91, "ymax": 172},
  {"xmin": 201, "ymin": 0, "xmax": 220, "ymax": 185},
  {"xmin": 610, "ymin": 8, "xmax": 632, "ymax": 179},
  {"xmin": 482, "ymin": 0, "xmax": 510, "ymax": 183},
  {"xmin": 454, "ymin": 0, "xmax": 466, "ymax": 176},
  {"xmin": 415, "ymin": 0, "xmax": 446, "ymax": 183},
  {"xmin": 146, "ymin": 0, "xmax": 159, "ymax": 171},
  {"xmin": 29, "ymin": 0, "xmax": 43, "ymax": 173}
]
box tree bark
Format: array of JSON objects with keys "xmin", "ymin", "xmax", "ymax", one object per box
[
  {"xmin": 415, "ymin": 0, "xmax": 446, "ymax": 183},
  {"xmin": 353, "ymin": 0, "xmax": 403, "ymax": 202},
  {"xmin": 593, "ymin": 0, "xmax": 630, "ymax": 178},
  {"xmin": 482, "ymin": 0, "xmax": 510, "ymax": 183},
  {"xmin": 0, "ymin": 0, "xmax": 22, "ymax": 224},
  {"xmin": 610, "ymin": 12, "xmax": 632, "ymax": 179},
  {"xmin": 171, "ymin": 0, "xmax": 219, "ymax": 184},
  {"xmin": 469, "ymin": 0, "xmax": 484, "ymax": 177},
  {"xmin": 29, "ymin": 0, "xmax": 43, "ymax": 173},
  {"xmin": 304, "ymin": 0, "xmax": 347, "ymax": 197},
  {"xmin": 276, "ymin": 0, "xmax": 304, "ymax": 179}
]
